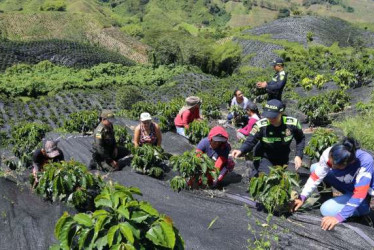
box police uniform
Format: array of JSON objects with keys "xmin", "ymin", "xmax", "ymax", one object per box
[
  {"xmin": 266, "ymin": 58, "xmax": 287, "ymax": 101},
  {"xmin": 239, "ymin": 100, "xmax": 305, "ymax": 175},
  {"xmin": 89, "ymin": 110, "xmax": 118, "ymax": 171}
]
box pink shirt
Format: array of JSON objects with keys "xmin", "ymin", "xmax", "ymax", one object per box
[
  {"xmin": 238, "ymin": 115, "xmax": 260, "ymax": 136},
  {"xmin": 174, "ymin": 108, "xmax": 200, "ymax": 127}
]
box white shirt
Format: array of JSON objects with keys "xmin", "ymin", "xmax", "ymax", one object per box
[{"xmin": 231, "ymin": 96, "xmax": 250, "ymax": 110}]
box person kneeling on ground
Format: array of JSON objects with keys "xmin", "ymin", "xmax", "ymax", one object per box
[
  {"xmin": 89, "ymin": 110, "xmax": 127, "ymax": 171},
  {"xmin": 133, "ymin": 112, "xmax": 162, "ymax": 148},
  {"xmin": 33, "ymin": 140, "xmax": 64, "ymax": 185},
  {"xmin": 291, "ymin": 138, "xmax": 374, "ymax": 231},
  {"xmin": 227, "ymin": 89, "xmax": 250, "ymax": 125},
  {"xmin": 174, "ymin": 96, "xmax": 202, "ymax": 138},
  {"xmin": 195, "ymin": 126, "xmax": 235, "ymax": 188},
  {"xmin": 236, "ymin": 102, "xmax": 261, "ymax": 140},
  {"xmin": 232, "ymin": 99, "xmax": 305, "ymax": 176}
]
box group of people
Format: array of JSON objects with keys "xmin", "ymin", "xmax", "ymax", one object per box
[{"xmin": 31, "ymin": 58, "xmax": 373, "ymax": 230}]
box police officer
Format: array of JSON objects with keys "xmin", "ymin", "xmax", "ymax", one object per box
[
  {"xmin": 232, "ymin": 99, "xmax": 305, "ymax": 175},
  {"xmin": 89, "ymin": 110, "xmax": 120, "ymax": 171},
  {"xmin": 256, "ymin": 58, "xmax": 287, "ymax": 101}
]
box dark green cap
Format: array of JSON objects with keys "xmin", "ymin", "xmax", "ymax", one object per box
[{"xmin": 100, "ymin": 110, "xmax": 115, "ymax": 119}]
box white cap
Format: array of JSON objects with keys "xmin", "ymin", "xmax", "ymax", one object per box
[{"xmin": 140, "ymin": 112, "xmax": 152, "ymax": 121}]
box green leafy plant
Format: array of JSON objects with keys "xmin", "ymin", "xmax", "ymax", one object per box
[
  {"xmin": 115, "ymin": 85, "xmax": 144, "ymax": 110},
  {"xmin": 332, "ymin": 69, "xmax": 356, "ymax": 90},
  {"xmin": 229, "ymin": 105, "xmax": 246, "ymax": 127},
  {"xmin": 170, "ymin": 150, "xmax": 218, "ymax": 191},
  {"xmin": 156, "ymin": 98, "xmax": 184, "ymax": 132},
  {"xmin": 32, "ymin": 160, "xmax": 104, "ymax": 211},
  {"xmin": 131, "ymin": 145, "xmax": 168, "ymax": 178},
  {"xmin": 249, "ymin": 166, "xmax": 299, "ymax": 214},
  {"xmin": 62, "ymin": 110, "xmax": 99, "ymax": 133},
  {"xmin": 52, "ymin": 183, "xmax": 184, "ymax": 249},
  {"xmin": 185, "ymin": 120, "xmax": 210, "ymax": 144},
  {"xmin": 304, "ymin": 128, "xmax": 338, "ymax": 162},
  {"xmin": 9, "ymin": 122, "xmax": 51, "ymax": 167},
  {"xmin": 114, "ymin": 125, "xmax": 134, "ymax": 153}
]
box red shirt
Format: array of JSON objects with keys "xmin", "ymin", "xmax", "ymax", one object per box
[{"xmin": 174, "ymin": 108, "xmax": 200, "ymax": 128}]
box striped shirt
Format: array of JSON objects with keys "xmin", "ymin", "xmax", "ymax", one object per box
[{"xmin": 300, "ymin": 147, "xmax": 374, "ymax": 222}]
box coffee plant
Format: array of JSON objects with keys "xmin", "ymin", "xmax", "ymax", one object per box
[
  {"xmin": 131, "ymin": 145, "xmax": 169, "ymax": 178},
  {"xmin": 114, "ymin": 125, "xmax": 134, "ymax": 153},
  {"xmin": 199, "ymin": 93, "xmax": 222, "ymax": 119},
  {"xmin": 229, "ymin": 105, "xmax": 246, "ymax": 127},
  {"xmin": 9, "ymin": 122, "xmax": 51, "ymax": 167},
  {"xmin": 304, "ymin": 128, "xmax": 338, "ymax": 162},
  {"xmin": 127, "ymin": 101, "xmax": 158, "ymax": 120},
  {"xmin": 170, "ymin": 150, "xmax": 219, "ymax": 191},
  {"xmin": 32, "ymin": 160, "xmax": 104, "ymax": 211},
  {"xmin": 156, "ymin": 98, "xmax": 184, "ymax": 132},
  {"xmin": 249, "ymin": 166, "xmax": 299, "ymax": 214},
  {"xmin": 185, "ymin": 120, "xmax": 210, "ymax": 144},
  {"xmin": 63, "ymin": 110, "xmax": 99, "ymax": 133},
  {"xmin": 52, "ymin": 183, "xmax": 184, "ymax": 249},
  {"xmin": 115, "ymin": 85, "xmax": 144, "ymax": 110},
  {"xmin": 332, "ymin": 69, "xmax": 356, "ymax": 90}
]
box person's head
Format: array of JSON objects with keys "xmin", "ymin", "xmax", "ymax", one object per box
[
  {"xmin": 246, "ymin": 102, "xmax": 260, "ymax": 117},
  {"xmin": 262, "ymin": 99, "xmax": 284, "ymax": 126},
  {"xmin": 140, "ymin": 112, "xmax": 152, "ymax": 127},
  {"xmin": 42, "ymin": 140, "xmax": 61, "ymax": 159},
  {"xmin": 328, "ymin": 137, "xmax": 359, "ymax": 170},
  {"xmin": 234, "ymin": 89, "xmax": 244, "ymax": 102},
  {"xmin": 271, "ymin": 58, "xmax": 284, "ymax": 72},
  {"xmin": 185, "ymin": 96, "xmax": 201, "ymax": 111},
  {"xmin": 208, "ymin": 126, "xmax": 229, "ymax": 149},
  {"xmin": 100, "ymin": 110, "xmax": 115, "ymax": 126}
]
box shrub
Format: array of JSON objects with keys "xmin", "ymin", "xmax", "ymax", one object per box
[
  {"xmin": 127, "ymin": 101, "xmax": 158, "ymax": 120},
  {"xmin": 52, "ymin": 183, "xmax": 184, "ymax": 249},
  {"xmin": 40, "ymin": 0, "xmax": 67, "ymax": 11},
  {"xmin": 333, "ymin": 69, "xmax": 356, "ymax": 89},
  {"xmin": 116, "ymin": 85, "xmax": 144, "ymax": 110},
  {"xmin": 63, "ymin": 110, "xmax": 99, "ymax": 133},
  {"xmin": 249, "ymin": 166, "xmax": 299, "ymax": 214},
  {"xmin": 114, "ymin": 125, "xmax": 134, "ymax": 153},
  {"xmin": 170, "ymin": 150, "xmax": 218, "ymax": 191},
  {"xmin": 156, "ymin": 98, "xmax": 184, "ymax": 132},
  {"xmin": 199, "ymin": 93, "xmax": 222, "ymax": 120},
  {"xmin": 185, "ymin": 120, "xmax": 210, "ymax": 144},
  {"xmin": 304, "ymin": 128, "xmax": 338, "ymax": 162},
  {"xmin": 10, "ymin": 122, "xmax": 51, "ymax": 166},
  {"xmin": 131, "ymin": 145, "xmax": 169, "ymax": 178},
  {"xmin": 32, "ymin": 160, "xmax": 104, "ymax": 211},
  {"xmin": 229, "ymin": 105, "xmax": 246, "ymax": 127}
]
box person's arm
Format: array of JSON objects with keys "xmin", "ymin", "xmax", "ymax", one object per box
[
  {"xmin": 133, "ymin": 125, "xmax": 140, "ymax": 148},
  {"xmin": 95, "ymin": 133, "xmax": 113, "ymax": 160},
  {"xmin": 299, "ymin": 149, "xmax": 331, "ymax": 201},
  {"xmin": 335, "ymin": 160, "xmax": 373, "ymax": 222},
  {"xmin": 239, "ymin": 118, "xmax": 257, "ymax": 136},
  {"xmin": 293, "ymin": 122, "xmax": 305, "ymax": 159},
  {"xmin": 155, "ymin": 123, "xmax": 162, "ymax": 147},
  {"xmin": 182, "ymin": 110, "xmax": 192, "ymax": 129},
  {"xmin": 266, "ymin": 72, "xmax": 287, "ymax": 94},
  {"xmin": 239, "ymin": 124, "xmax": 262, "ymax": 155}
]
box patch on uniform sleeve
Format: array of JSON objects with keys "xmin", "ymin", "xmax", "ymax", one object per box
[
  {"xmin": 250, "ymin": 125, "xmax": 259, "ymax": 135},
  {"xmin": 95, "ymin": 133, "xmax": 102, "ymax": 139},
  {"xmin": 280, "ymin": 75, "xmax": 285, "ymax": 80}
]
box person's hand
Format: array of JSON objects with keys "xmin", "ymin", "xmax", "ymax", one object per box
[
  {"xmin": 110, "ymin": 160, "xmax": 119, "ymax": 170},
  {"xmin": 256, "ymin": 81, "xmax": 267, "ymax": 88},
  {"xmin": 231, "ymin": 150, "xmax": 242, "ymax": 158},
  {"xmin": 290, "ymin": 198, "xmax": 304, "ymax": 212},
  {"xmin": 321, "ymin": 216, "xmax": 339, "ymax": 231},
  {"xmin": 294, "ymin": 156, "xmax": 303, "ymax": 171}
]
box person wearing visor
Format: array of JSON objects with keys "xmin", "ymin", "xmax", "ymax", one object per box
[
  {"xmin": 291, "ymin": 137, "xmax": 374, "ymax": 231},
  {"xmin": 196, "ymin": 126, "xmax": 235, "ymax": 187},
  {"xmin": 232, "ymin": 99, "xmax": 305, "ymax": 175},
  {"xmin": 89, "ymin": 110, "xmax": 121, "ymax": 171},
  {"xmin": 256, "ymin": 58, "xmax": 287, "ymax": 101},
  {"xmin": 174, "ymin": 96, "xmax": 202, "ymax": 138},
  {"xmin": 134, "ymin": 112, "xmax": 162, "ymax": 148},
  {"xmin": 32, "ymin": 140, "xmax": 64, "ymax": 184}
]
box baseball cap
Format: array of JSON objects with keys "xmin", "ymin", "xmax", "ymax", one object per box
[
  {"xmin": 271, "ymin": 58, "xmax": 284, "ymax": 66},
  {"xmin": 140, "ymin": 112, "xmax": 152, "ymax": 122},
  {"xmin": 212, "ymin": 134, "xmax": 228, "ymax": 142},
  {"xmin": 100, "ymin": 110, "xmax": 115, "ymax": 122},
  {"xmin": 44, "ymin": 140, "xmax": 60, "ymax": 158},
  {"xmin": 262, "ymin": 99, "xmax": 284, "ymax": 119}
]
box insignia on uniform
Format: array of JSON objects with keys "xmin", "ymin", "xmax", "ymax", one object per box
[
  {"xmin": 285, "ymin": 128, "xmax": 291, "ymax": 137},
  {"xmin": 250, "ymin": 126, "xmax": 259, "ymax": 135},
  {"xmin": 95, "ymin": 133, "xmax": 102, "ymax": 139}
]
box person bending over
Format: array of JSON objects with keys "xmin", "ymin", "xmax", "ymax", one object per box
[
  {"xmin": 174, "ymin": 96, "xmax": 202, "ymax": 138},
  {"xmin": 232, "ymin": 99, "xmax": 305, "ymax": 175},
  {"xmin": 291, "ymin": 138, "xmax": 374, "ymax": 231}
]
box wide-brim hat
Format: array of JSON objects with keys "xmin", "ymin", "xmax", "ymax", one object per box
[
  {"xmin": 178, "ymin": 96, "xmax": 202, "ymax": 115},
  {"xmin": 44, "ymin": 140, "xmax": 60, "ymax": 158}
]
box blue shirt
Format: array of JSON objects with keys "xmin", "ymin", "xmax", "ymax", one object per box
[{"xmin": 196, "ymin": 138, "xmax": 230, "ymax": 161}]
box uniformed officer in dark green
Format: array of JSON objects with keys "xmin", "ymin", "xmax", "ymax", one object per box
[
  {"xmin": 232, "ymin": 99, "xmax": 305, "ymax": 175},
  {"xmin": 89, "ymin": 110, "xmax": 119, "ymax": 171},
  {"xmin": 256, "ymin": 58, "xmax": 287, "ymax": 101}
]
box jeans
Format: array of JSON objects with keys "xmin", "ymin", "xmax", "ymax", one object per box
[
  {"xmin": 176, "ymin": 127, "xmax": 188, "ymax": 138},
  {"xmin": 310, "ymin": 163, "xmax": 371, "ymax": 217}
]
